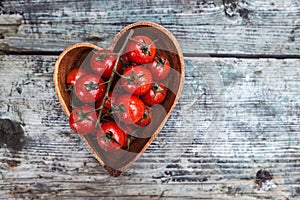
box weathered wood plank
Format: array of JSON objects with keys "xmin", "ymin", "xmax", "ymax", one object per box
[
  {"xmin": 0, "ymin": 55, "xmax": 299, "ymax": 198},
  {"xmin": 0, "ymin": 0, "xmax": 299, "ymax": 55}
]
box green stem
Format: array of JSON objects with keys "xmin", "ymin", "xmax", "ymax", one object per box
[
  {"xmin": 95, "ymin": 29, "xmax": 135, "ymax": 127},
  {"xmin": 115, "ymin": 70, "xmax": 129, "ymax": 79}
]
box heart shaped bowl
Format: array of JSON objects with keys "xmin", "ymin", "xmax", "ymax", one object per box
[{"xmin": 54, "ymin": 21, "xmax": 184, "ymax": 177}]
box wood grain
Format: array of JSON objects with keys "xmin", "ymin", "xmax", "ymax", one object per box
[
  {"xmin": 0, "ymin": 0, "xmax": 299, "ymax": 55},
  {"xmin": 0, "ymin": 55, "xmax": 299, "ymax": 198},
  {"xmin": 1, "ymin": 0, "xmax": 299, "ymax": 198}
]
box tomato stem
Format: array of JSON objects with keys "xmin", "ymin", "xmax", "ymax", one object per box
[
  {"xmin": 64, "ymin": 85, "xmax": 74, "ymax": 92},
  {"xmin": 93, "ymin": 50, "xmax": 108, "ymax": 62},
  {"xmin": 84, "ymin": 80, "xmax": 108, "ymax": 91},
  {"xmin": 116, "ymin": 67, "xmax": 146, "ymax": 86},
  {"xmin": 95, "ymin": 29, "xmax": 135, "ymax": 127},
  {"xmin": 128, "ymin": 38, "xmax": 143, "ymax": 45},
  {"xmin": 154, "ymin": 54, "xmax": 166, "ymax": 67},
  {"xmin": 114, "ymin": 70, "xmax": 128, "ymax": 79}
]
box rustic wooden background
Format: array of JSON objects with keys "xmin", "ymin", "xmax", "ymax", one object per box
[{"xmin": 0, "ymin": 0, "xmax": 299, "ymax": 199}]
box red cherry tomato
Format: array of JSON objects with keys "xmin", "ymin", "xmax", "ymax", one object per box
[
  {"xmin": 148, "ymin": 55, "xmax": 171, "ymax": 81},
  {"xmin": 114, "ymin": 94, "xmax": 145, "ymax": 124},
  {"xmin": 74, "ymin": 74, "xmax": 106, "ymax": 103},
  {"xmin": 126, "ymin": 35, "xmax": 156, "ymax": 64},
  {"xmin": 90, "ymin": 49, "xmax": 122, "ymax": 79},
  {"xmin": 69, "ymin": 106, "xmax": 98, "ymax": 135},
  {"xmin": 136, "ymin": 106, "xmax": 152, "ymax": 127},
  {"xmin": 120, "ymin": 65, "xmax": 153, "ymax": 96},
  {"xmin": 66, "ymin": 68, "xmax": 88, "ymax": 86},
  {"xmin": 96, "ymin": 121, "xmax": 125, "ymax": 151},
  {"xmin": 141, "ymin": 83, "xmax": 167, "ymax": 106}
]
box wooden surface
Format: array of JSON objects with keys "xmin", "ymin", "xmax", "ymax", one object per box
[{"xmin": 0, "ymin": 0, "xmax": 299, "ymax": 199}]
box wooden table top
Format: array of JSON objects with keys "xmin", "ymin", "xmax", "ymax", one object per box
[{"xmin": 0, "ymin": 0, "xmax": 299, "ymax": 199}]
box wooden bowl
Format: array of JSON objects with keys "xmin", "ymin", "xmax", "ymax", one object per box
[{"xmin": 54, "ymin": 21, "xmax": 184, "ymax": 177}]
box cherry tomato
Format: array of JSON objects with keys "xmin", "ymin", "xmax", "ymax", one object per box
[
  {"xmin": 90, "ymin": 49, "xmax": 122, "ymax": 79},
  {"xmin": 148, "ymin": 55, "xmax": 171, "ymax": 81},
  {"xmin": 96, "ymin": 121, "xmax": 125, "ymax": 151},
  {"xmin": 114, "ymin": 94, "xmax": 145, "ymax": 124},
  {"xmin": 74, "ymin": 74, "xmax": 106, "ymax": 103},
  {"xmin": 136, "ymin": 106, "xmax": 152, "ymax": 127},
  {"xmin": 126, "ymin": 35, "xmax": 156, "ymax": 64},
  {"xmin": 141, "ymin": 83, "xmax": 167, "ymax": 106},
  {"xmin": 120, "ymin": 65, "xmax": 153, "ymax": 96},
  {"xmin": 69, "ymin": 106, "xmax": 98, "ymax": 135},
  {"xmin": 66, "ymin": 68, "xmax": 88, "ymax": 86}
]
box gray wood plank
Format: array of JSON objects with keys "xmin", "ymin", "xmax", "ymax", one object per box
[
  {"xmin": 0, "ymin": 55, "xmax": 299, "ymax": 198},
  {"xmin": 0, "ymin": 0, "xmax": 299, "ymax": 55}
]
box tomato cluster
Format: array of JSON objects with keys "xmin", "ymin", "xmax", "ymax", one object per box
[{"xmin": 66, "ymin": 35, "xmax": 170, "ymax": 152}]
